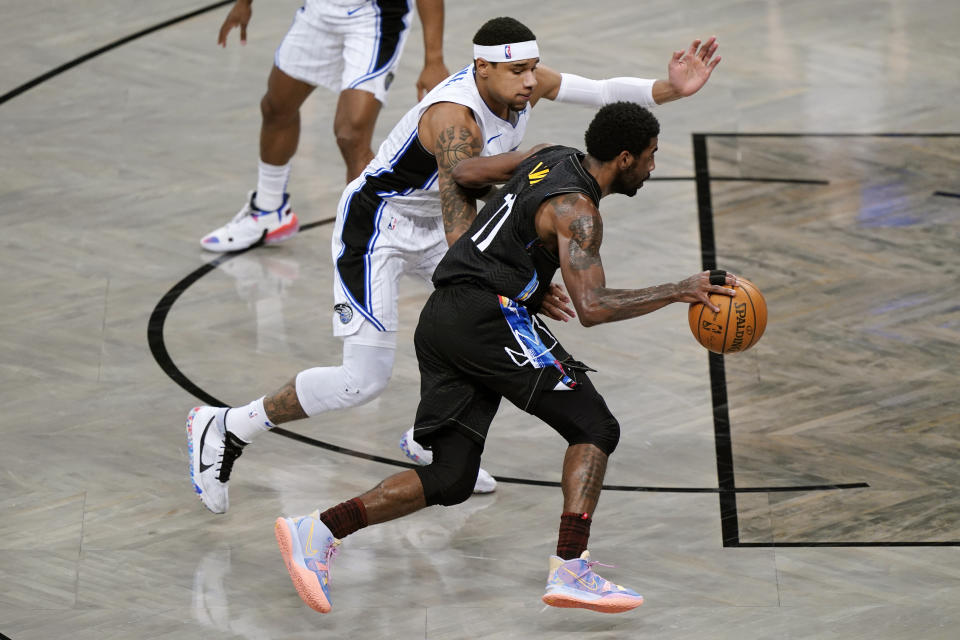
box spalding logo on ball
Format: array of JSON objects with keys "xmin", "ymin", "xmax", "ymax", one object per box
[{"xmin": 688, "ymin": 274, "xmax": 767, "ymax": 354}]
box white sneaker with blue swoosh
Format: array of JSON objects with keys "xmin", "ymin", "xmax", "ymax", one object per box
[
  {"xmin": 186, "ymin": 406, "xmax": 245, "ymax": 514},
  {"xmin": 275, "ymin": 510, "xmax": 341, "ymax": 613},
  {"xmin": 542, "ymin": 551, "xmax": 644, "ymax": 613}
]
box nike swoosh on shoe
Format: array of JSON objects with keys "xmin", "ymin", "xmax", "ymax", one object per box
[{"xmin": 198, "ymin": 414, "xmax": 217, "ymax": 473}]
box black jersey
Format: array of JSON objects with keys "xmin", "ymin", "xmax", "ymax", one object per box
[{"xmin": 432, "ymin": 145, "xmax": 601, "ymax": 311}]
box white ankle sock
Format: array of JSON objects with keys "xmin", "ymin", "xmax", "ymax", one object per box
[
  {"xmin": 254, "ymin": 161, "xmax": 290, "ymax": 211},
  {"xmin": 224, "ymin": 397, "xmax": 275, "ymax": 443}
]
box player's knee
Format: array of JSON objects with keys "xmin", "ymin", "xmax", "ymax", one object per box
[
  {"xmin": 437, "ymin": 466, "xmax": 477, "ymax": 506},
  {"xmin": 564, "ymin": 417, "xmax": 620, "ymax": 456},
  {"xmin": 417, "ymin": 461, "xmax": 479, "ymax": 507},
  {"xmin": 339, "ymin": 361, "xmax": 391, "ymax": 406},
  {"xmin": 294, "ymin": 358, "xmax": 391, "ymax": 415},
  {"xmin": 414, "ymin": 430, "xmax": 482, "ymax": 507},
  {"xmin": 537, "ymin": 388, "xmax": 621, "ymax": 456},
  {"xmin": 260, "ymin": 93, "xmax": 297, "ymax": 126},
  {"xmin": 590, "ymin": 417, "xmax": 621, "ymax": 456},
  {"xmin": 334, "ymin": 122, "xmax": 365, "ymax": 154}
]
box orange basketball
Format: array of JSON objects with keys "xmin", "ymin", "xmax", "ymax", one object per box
[{"xmin": 688, "ymin": 276, "xmax": 767, "ymax": 354}]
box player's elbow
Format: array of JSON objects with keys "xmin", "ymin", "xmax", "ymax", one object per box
[
  {"xmin": 577, "ymin": 309, "xmax": 605, "ymax": 327},
  {"xmin": 575, "ymin": 299, "xmax": 612, "ymax": 327}
]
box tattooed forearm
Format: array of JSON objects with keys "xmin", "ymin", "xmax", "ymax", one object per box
[
  {"xmin": 439, "ymin": 176, "xmax": 476, "ymax": 240},
  {"xmin": 592, "ymin": 282, "xmax": 677, "ymax": 322},
  {"xmin": 550, "ymin": 192, "xmax": 678, "ymax": 325},
  {"xmin": 436, "ymin": 125, "xmax": 482, "ymax": 243},
  {"xmin": 263, "ymin": 378, "xmax": 308, "ymax": 424}
]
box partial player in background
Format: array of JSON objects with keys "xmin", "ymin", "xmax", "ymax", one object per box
[{"xmin": 201, "ymin": 0, "xmax": 448, "ymax": 252}]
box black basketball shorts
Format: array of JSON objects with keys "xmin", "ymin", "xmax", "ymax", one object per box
[{"xmin": 412, "ymin": 285, "xmax": 618, "ymax": 450}]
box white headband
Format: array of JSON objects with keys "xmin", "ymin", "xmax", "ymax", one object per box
[{"xmin": 473, "ymin": 40, "xmax": 540, "ymax": 63}]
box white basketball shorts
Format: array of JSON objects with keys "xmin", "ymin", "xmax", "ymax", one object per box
[
  {"xmin": 330, "ymin": 178, "xmax": 446, "ymax": 341},
  {"xmin": 275, "ymin": 0, "xmax": 411, "ymax": 103}
]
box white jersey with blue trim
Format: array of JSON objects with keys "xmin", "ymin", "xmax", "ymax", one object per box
[{"xmin": 359, "ymin": 63, "xmax": 530, "ymax": 218}]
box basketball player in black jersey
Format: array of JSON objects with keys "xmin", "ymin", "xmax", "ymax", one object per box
[{"xmin": 272, "ymin": 102, "xmax": 738, "ymax": 613}]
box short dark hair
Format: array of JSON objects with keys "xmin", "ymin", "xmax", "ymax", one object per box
[
  {"xmin": 584, "ymin": 102, "xmax": 660, "ymax": 162},
  {"xmin": 473, "ymin": 17, "xmax": 536, "ymax": 46}
]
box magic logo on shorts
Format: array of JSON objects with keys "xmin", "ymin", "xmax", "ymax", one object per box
[{"xmin": 334, "ymin": 303, "xmax": 354, "ymax": 324}]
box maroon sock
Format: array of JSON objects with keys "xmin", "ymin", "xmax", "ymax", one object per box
[
  {"xmin": 557, "ymin": 511, "xmax": 592, "ymax": 560},
  {"xmin": 319, "ymin": 498, "xmax": 368, "ymax": 539}
]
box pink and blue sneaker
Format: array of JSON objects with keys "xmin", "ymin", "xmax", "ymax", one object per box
[
  {"xmin": 542, "ymin": 551, "xmax": 644, "ymax": 613},
  {"xmin": 274, "ymin": 510, "xmax": 341, "ymax": 614}
]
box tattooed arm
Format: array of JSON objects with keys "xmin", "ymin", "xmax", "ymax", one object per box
[
  {"xmin": 545, "ymin": 193, "xmax": 736, "ymax": 327},
  {"xmin": 417, "ymin": 102, "xmax": 484, "ymax": 245},
  {"xmin": 451, "ymin": 143, "xmax": 554, "ymax": 189}
]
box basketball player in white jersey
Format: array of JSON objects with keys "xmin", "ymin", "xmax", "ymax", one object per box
[
  {"xmin": 200, "ymin": 0, "xmax": 448, "ymax": 253},
  {"xmin": 186, "ymin": 17, "xmax": 722, "ymax": 514}
]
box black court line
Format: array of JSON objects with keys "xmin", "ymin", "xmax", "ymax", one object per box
[
  {"xmin": 711, "ymin": 176, "xmax": 829, "ymax": 185},
  {"xmin": 698, "ymin": 132, "xmax": 960, "ymax": 138},
  {"xmin": 500, "ymin": 477, "xmax": 868, "ymax": 493},
  {"xmin": 270, "ymin": 424, "xmax": 418, "ymax": 470},
  {"xmin": 648, "ymin": 176, "xmax": 829, "ymax": 185},
  {"xmin": 0, "ymin": 0, "xmax": 232, "ymax": 106},
  {"xmin": 735, "ymin": 541, "xmax": 960, "ymax": 548},
  {"xmin": 933, "ymin": 191, "xmax": 960, "ymax": 199},
  {"xmin": 693, "ymin": 134, "xmax": 739, "ymax": 546},
  {"xmin": 694, "ymin": 131, "xmax": 960, "ymax": 547},
  {"xmin": 301, "ymin": 218, "xmax": 336, "ymax": 231},
  {"xmin": 147, "ymin": 217, "xmax": 869, "ymax": 496}
]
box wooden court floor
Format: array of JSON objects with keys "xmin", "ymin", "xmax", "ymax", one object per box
[{"xmin": 1, "ymin": 0, "xmax": 958, "ymax": 638}]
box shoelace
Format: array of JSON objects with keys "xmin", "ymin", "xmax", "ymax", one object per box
[
  {"xmin": 226, "ymin": 194, "xmax": 275, "ymax": 226},
  {"xmin": 228, "ymin": 204, "xmax": 255, "ymax": 225},
  {"xmin": 577, "ymin": 559, "xmax": 614, "ymax": 580},
  {"xmin": 217, "ymin": 436, "xmax": 245, "ymax": 482},
  {"xmin": 324, "ymin": 539, "xmax": 342, "ymax": 570},
  {"xmin": 309, "ymin": 539, "xmax": 342, "ymax": 578},
  {"xmin": 572, "ymin": 559, "xmax": 631, "ymax": 592}
]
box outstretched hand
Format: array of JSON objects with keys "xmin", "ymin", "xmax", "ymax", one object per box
[
  {"xmin": 667, "ymin": 36, "xmax": 721, "ymax": 97},
  {"xmin": 677, "ymin": 270, "xmax": 737, "ymax": 313},
  {"xmin": 540, "ymin": 283, "xmax": 576, "ymax": 322},
  {"xmin": 218, "ymin": 1, "xmax": 253, "ymax": 47}
]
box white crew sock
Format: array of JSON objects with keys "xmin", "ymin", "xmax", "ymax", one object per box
[
  {"xmin": 254, "ymin": 161, "xmax": 290, "ymax": 211},
  {"xmin": 224, "ymin": 396, "xmax": 275, "ymax": 443}
]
